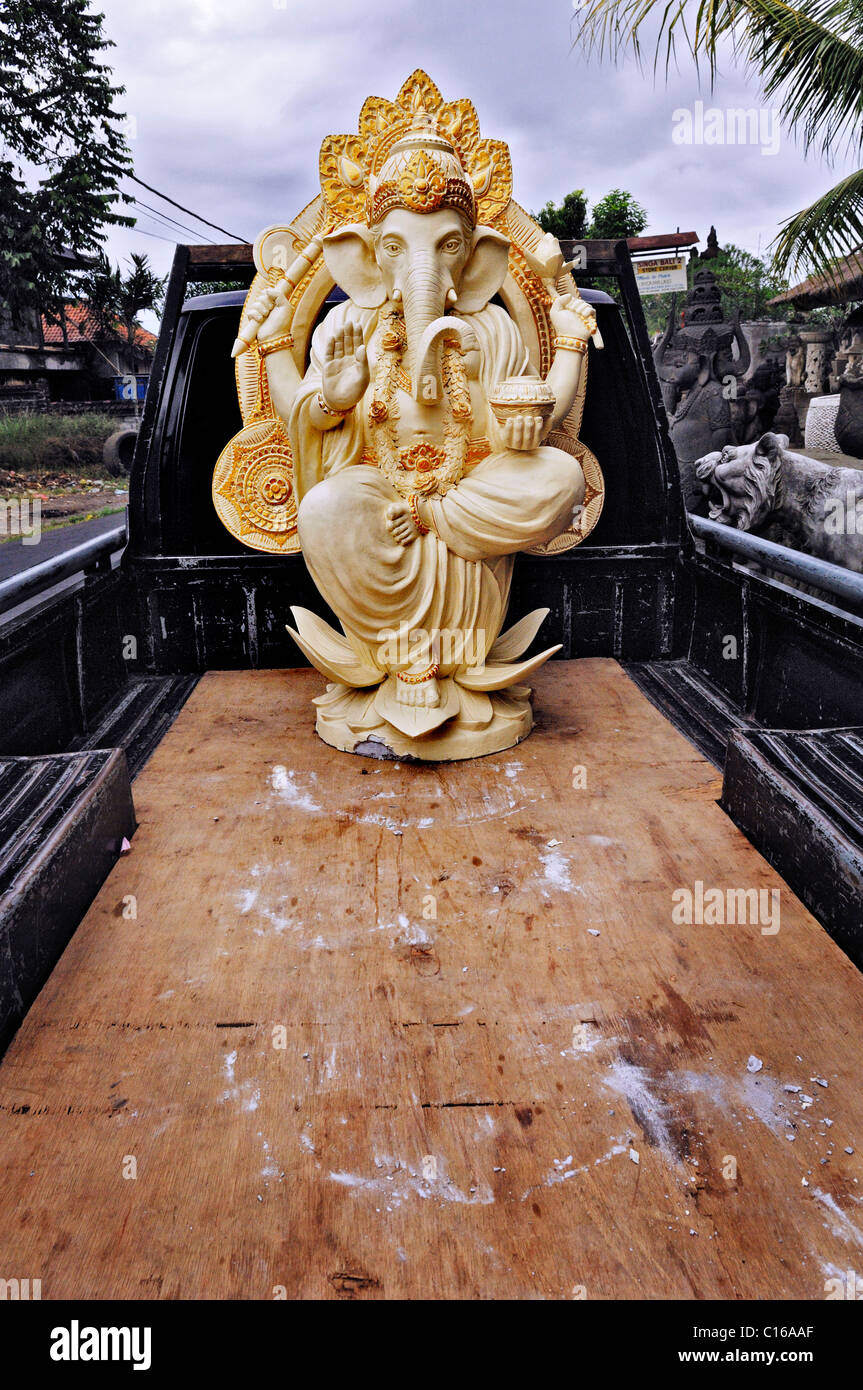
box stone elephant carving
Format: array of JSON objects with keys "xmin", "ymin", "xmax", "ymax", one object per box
[{"xmin": 653, "ymin": 289, "xmax": 751, "ymax": 513}]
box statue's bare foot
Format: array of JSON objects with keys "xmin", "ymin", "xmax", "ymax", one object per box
[{"xmin": 396, "ymin": 673, "xmax": 441, "ymax": 707}]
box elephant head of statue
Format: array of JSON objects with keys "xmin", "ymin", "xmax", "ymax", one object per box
[
  {"xmin": 321, "ymin": 124, "xmax": 510, "ymax": 398},
  {"xmin": 322, "ymin": 211, "xmax": 510, "ymax": 391},
  {"xmin": 653, "ymin": 332, "xmax": 701, "ymax": 415},
  {"xmin": 654, "ymin": 306, "xmax": 751, "ymax": 416}
]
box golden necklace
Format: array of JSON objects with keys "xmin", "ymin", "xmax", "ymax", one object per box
[{"xmin": 366, "ymin": 308, "xmax": 473, "ymax": 499}]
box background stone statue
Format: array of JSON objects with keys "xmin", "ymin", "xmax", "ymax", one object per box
[
  {"xmin": 695, "ymin": 432, "xmax": 863, "ymax": 571},
  {"xmin": 653, "ymin": 270, "xmax": 750, "ymax": 511},
  {"xmin": 836, "ymin": 356, "xmax": 863, "ymax": 458},
  {"xmin": 729, "ymin": 359, "xmax": 783, "ymax": 445},
  {"xmin": 786, "ymin": 337, "xmax": 805, "ymax": 388}
]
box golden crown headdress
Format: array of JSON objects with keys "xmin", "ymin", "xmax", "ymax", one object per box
[
  {"xmin": 319, "ymin": 69, "xmax": 512, "ymax": 229},
  {"xmin": 368, "ymin": 121, "xmax": 476, "ymax": 227}
]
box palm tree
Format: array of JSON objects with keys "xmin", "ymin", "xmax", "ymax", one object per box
[
  {"xmin": 78, "ymin": 252, "xmax": 165, "ymax": 350},
  {"xmin": 574, "ymin": 0, "xmax": 863, "ymax": 287}
]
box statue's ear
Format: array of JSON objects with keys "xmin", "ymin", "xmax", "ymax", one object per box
[
  {"xmin": 322, "ymin": 223, "xmax": 386, "ymax": 309},
  {"xmin": 457, "ymin": 225, "xmax": 511, "ymax": 313},
  {"xmin": 755, "ymin": 431, "xmax": 788, "ymax": 461},
  {"xmin": 695, "ymin": 452, "xmax": 719, "ymax": 482}
]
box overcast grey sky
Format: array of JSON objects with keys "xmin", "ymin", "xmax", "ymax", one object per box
[{"xmin": 96, "ymin": 0, "xmax": 856, "ymax": 319}]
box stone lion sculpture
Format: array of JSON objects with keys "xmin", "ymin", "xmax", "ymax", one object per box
[{"xmin": 694, "ymin": 431, "xmax": 863, "ymax": 572}]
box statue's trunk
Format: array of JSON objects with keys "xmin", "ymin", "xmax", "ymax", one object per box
[
  {"xmin": 659, "ymin": 379, "xmax": 678, "ymax": 417},
  {"xmin": 402, "ymin": 254, "xmax": 446, "ymax": 388}
]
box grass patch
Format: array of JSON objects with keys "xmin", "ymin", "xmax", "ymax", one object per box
[
  {"xmin": 0, "ymin": 414, "xmax": 120, "ymax": 475},
  {"xmin": 40, "ymin": 503, "xmax": 127, "ymax": 535},
  {"xmin": 0, "ymin": 502, "xmax": 126, "ymax": 545}
]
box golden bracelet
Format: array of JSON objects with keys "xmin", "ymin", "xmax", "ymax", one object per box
[
  {"xmin": 316, "ymin": 390, "xmax": 349, "ymax": 419},
  {"xmin": 397, "ymin": 661, "xmax": 440, "ymax": 685},
  {"xmin": 553, "ymin": 335, "xmax": 589, "ymax": 355},
  {"xmin": 408, "ymin": 492, "xmax": 430, "ymax": 535},
  {"xmin": 258, "ymin": 332, "xmax": 294, "ymax": 357}
]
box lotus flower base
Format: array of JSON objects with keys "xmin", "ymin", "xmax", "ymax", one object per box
[
  {"xmin": 288, "ymin": 604, "xmax": 560, "ymax": 762},
  {"xmin": 311, "ymin": 678, "xmax": 536, "ymax": 761}
]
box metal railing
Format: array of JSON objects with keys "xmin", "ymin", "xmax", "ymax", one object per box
[
  {"xmin": 3, "ymin": 507, "xmax": 859, "ymax": 622},
  {"xmin": 0, "ymin": 524, "xmax": 127, "ymax": 617},
  {"xmin": 689, "ymin": 513, "xmax": 863, "ymax": 613}
]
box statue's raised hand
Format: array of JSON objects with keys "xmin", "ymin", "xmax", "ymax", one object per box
[
  {"xmin": 550, "ymin": 291, "xmax": 597, "ymax": 343},
  {"xmin": 321, "ymin": 316, "xmax": 369, "ymax": 412}
]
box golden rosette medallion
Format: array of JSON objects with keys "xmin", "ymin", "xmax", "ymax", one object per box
[{"xmin": 212, "ymin": 418, "xmax": 299, "ymax": 554}]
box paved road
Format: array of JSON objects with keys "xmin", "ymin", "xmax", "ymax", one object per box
[{"xmin": 0, "ymin": 512, "xmax": 126, "ymax": 584}]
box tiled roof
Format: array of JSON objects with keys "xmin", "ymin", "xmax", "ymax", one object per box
[{"xmin": 41, "ymin": 302, "xmax": 157, "ymax": 349}]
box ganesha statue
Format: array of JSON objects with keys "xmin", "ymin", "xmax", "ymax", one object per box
[{"xmin": 213, "ymin": 71, "xmax": 604, "ymax": 759}]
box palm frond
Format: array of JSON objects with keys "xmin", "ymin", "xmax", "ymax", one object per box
[
  {"xmin": 575, "ymin": 0, "xmax": 863, "ymax": 158},
  {"xmin": 748, "ymin": 0, "xmax": 863, "ymax": 160},
  {"xmin": 770, "ymin": 168, "xmax": 863, "ymax": 288},
  {"xmin": 574, "ymin": 0, "xmax": 738, "ymax": 81}
]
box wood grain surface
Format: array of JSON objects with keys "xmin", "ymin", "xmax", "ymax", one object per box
[{"xmin": 0, "ymin": 659, "xmax": 860, "ymax": 1300}]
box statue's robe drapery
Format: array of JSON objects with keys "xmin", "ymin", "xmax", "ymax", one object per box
[{"xmin": 287, "ymin": 301, "xmax": 582, "ymax": 678}]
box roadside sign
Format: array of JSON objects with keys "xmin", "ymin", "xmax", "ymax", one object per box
[{"xmin": 634, "ymin": 256, "xmax": 688, "ymax": 296}]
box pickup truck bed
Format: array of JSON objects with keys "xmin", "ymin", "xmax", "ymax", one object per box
[{"xmin": 1, "ymin": 659, "xmax": 860, "ymax": 1299}]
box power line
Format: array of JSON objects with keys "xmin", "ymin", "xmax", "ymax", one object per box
[
  {"xmin": 131, "ymin": 197, "xmax": 217, "ymax": 244},
  {"xmin": 131, "ymin": 203, "xmax": 193, "ymax": 240},
  {"xmin": 126, "ymin": 173, "xmax": 248, "ymax": 243},
  {"xmin": 119, "ymin": 222, "xmax": 180, "ymax": 245},
  {"xmin": 18, "ymin": 130, "xmax": 247, "ymax": 243}
]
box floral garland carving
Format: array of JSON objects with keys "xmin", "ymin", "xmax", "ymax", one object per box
[{"xmin": 366, "ymin": 309, "xmax": 473, "ymax": 498}]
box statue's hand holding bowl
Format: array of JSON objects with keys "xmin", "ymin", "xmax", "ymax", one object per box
[
  {"xmin": 488, "ymin": 378, "xmax": 556, "ymax": 453},
  {"xmin": 550, "ymin": 291, "xmax": 597, "ymax": 343},
  {"xmin": 500, "ymin": 413, "xmax": 546, "ymax": 452},
  {"xmin": 321, "ymin": 315, "xmax": 369, "ymax": 412}
]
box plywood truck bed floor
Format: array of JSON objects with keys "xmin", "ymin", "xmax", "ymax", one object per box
[{"xmin": 1, "ymin": 659, "xmax": 861, "ymax": 1300}]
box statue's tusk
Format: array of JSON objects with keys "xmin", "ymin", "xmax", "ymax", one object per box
[
  {"xmin": 231, "ymin": 235, "xmax": 324, "ymax": 358},
  {"xmin": 411, "ymin": 316, "xmax": 473, "ymax": 403}
]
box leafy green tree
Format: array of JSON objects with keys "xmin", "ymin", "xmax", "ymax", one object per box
[
  {"xmin": 534, "ymin": 190, "xmax": 589, "ymax": 241},
  {"xmin": 78, "ymin": 252, "xmax": 165, "ymax": 349},
  {"xmin": 115, "ymin": 253, "xmax": 165, "ymax": 345},
  {"xmin": 640, "ymin": 244, "xmax": 789, "ymax": 335},
  {"xmin": 186, "ymin": 278, "xmax": 250, "ymax": 298},
  {"xmin": 708, "ymin": 245, "xmax": 789, "ymax": 321},
  {"xmin": 588, "ymin": 188, "xmax": 648, "ymax": 239},
  {"xmin": 0, "ymin": 0, "xmax": 133, "ymax": 320},
  {"xmin": 574, "ymin": 0, "xmax": 863, "ymax": 284},
  {"xmin": 535, "ymin": 187, "xmax": 649, "ymax": 243}
]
